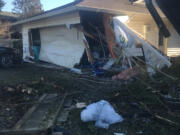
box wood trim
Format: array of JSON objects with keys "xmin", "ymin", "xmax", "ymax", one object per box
[{"xmin": 28, "ymin": 30, "xmax": 34, "ymax": 57}]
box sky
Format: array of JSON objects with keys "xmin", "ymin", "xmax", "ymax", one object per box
[{"xmin": 2, "ymin": 0, "xmax": 75, "ymax": 12}]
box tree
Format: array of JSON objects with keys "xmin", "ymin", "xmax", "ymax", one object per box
[
  {"xmin": 12, "ymin": 0, "xmax": 43, "ymax": 18},
  {"xmin": 0, "ymin": 0, "xmax": 5, "ymax": 11}
]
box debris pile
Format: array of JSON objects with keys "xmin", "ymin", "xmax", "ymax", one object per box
[{"xmin": 75, "ymin": 14, "xmax": 172, "ymax": 80}]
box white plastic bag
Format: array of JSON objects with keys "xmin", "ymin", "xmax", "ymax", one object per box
[{"xmin": 81, "ymin": 100, "xmax": 123, "ymax": 129}]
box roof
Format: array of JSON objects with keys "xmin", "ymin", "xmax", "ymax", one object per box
[
  {"xmin": 77, "ymin": 0, "xmax": 148, "ymax": 15},
  {"xmin": 0, "ymin": 12, "xmax": 19, "ymax": 17},
  {"xmin": 0, "ymin": 12, "xmax": 19, "ymax": 21},
  {"xmin": 12, "ymin": 0, "xmax": 149, "ymax": 26}
]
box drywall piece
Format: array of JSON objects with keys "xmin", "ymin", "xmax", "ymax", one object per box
[
  {"xmin": 76, "ymin": 103, "xmax": 87, "ymax": 108},
  {"xmin": 123, "ymin": 48, "xmax": 143, "ymax": 57}
]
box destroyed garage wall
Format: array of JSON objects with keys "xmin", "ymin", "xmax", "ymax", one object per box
[{"xmin": 22, "ymin": 12, "xmax": 85, "ymax": 68}]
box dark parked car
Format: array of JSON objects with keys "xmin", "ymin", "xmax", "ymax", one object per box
[{"xmin": 0, "ymin": 47, "xmax": 22, "ymax": 68}]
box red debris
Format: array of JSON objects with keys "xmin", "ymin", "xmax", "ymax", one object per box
[{"xmin": 112, "ymin": 67, "xmax": 138, "ymax": 80}]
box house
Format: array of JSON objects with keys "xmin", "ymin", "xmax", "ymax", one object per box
[
  {"xmin": 0, "ymin": 12, "xmax": 19, "ymax": 47},
  {"xmin": 125, "ymin": 10, "xmax": 180, "ymax": 57},
  {"xmin": 11, "ymin": 0, "xmax": 179, "ymax": 69}
]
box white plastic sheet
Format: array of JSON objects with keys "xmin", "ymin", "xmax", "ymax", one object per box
[{"xmin": 114, "ymin": 17, "xmax": 136, "ymax": 48}]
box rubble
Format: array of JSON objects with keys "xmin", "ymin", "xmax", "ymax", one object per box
[
  {"xmin": 112, "ymin": 67, "xmax": 138, "ymax": 80},
  {"xmin": 69, "ymin": 14, "xmax": 172, "ymax": 80},
  {"xmin": 76, "ymin": 102, "xmax": 86, "ymax": 109},
  {"xmin": 111, "ymin": 18, "xmax": 171, "ymax": 76}
]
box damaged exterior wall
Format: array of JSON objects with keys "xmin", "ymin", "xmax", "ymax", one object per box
[
  {"xmin": 22, "ymin": 12, "xmax": 85, "ymax": 68},
  {"xmin": 39, "ymin": 26, "xmax": 85, "ymax": 68}
]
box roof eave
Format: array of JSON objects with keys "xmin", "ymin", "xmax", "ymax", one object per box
[
  {"xmin": 11, "ymin": 6, "xmax": 78, "ymax": 26},
  {"xmin": 76, "ymin": 6, "xmax": 149, "ymax": 15}
]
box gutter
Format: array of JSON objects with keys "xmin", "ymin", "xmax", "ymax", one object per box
[
  {"xmin": 10, "ymin": 0, "xmax": 83, "ymax": 26},
  {"xmin": 11, "ymin": 6, "xmax": 78, "ymax": 26}
]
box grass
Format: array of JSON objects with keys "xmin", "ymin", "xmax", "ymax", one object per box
[{"xmin": 0, "ymin": 58, "xmax": 180, "ymax": 134}]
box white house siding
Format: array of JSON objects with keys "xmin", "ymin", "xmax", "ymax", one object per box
[
  {"xmin": 165, "ymin": 20, "xmax": 180, "ymax": 57},
  {"xmin": 39, "ymin": 26, "xmax": 85, "ymax": 68},
  {"xmin": 126, "ymin": 14, "xmax": 159, "ymax": 49},
  {"xmin": 126, "ymin": 14, "xmax": 180, "ymax": 56},
  {"xmin": 21, "ymin": 12, "xmax": 82, "ymax": 63}
]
